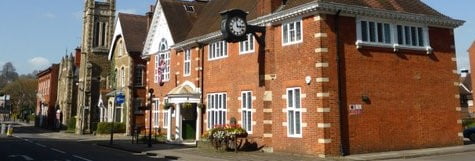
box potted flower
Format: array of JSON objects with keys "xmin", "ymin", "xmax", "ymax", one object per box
[{"xmin": 162, "ymin": 103, "xmax": 174, "ymax": 110}]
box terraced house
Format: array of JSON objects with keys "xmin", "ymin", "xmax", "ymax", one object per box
[
  {"xmin": 106, "ymin": 13, "xmax": 149, "ymax": 135},
  {"xmin": 143, "ymin": 0, "xmax": 464, "ymax": 157}
]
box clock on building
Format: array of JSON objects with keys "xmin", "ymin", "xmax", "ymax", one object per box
[{"xmin": 220, "ymin": 9, "xmax": 248, "ymax": 42}]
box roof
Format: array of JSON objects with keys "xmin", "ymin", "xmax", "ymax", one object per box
[
  {"xmin": 161, "ymin": 0, "xmax": 207, "ymax": 42},
  {"xmin": 36, "ymin": 64, "xmax": 59, "ymax": 78},
  {"xmin": 118, "ymin": 13, "xmax": 148, "ymax": 54},
  {"xmin": 185, "ymin": 0, "xmax": 261, "ymax": 40},
  {"xmin": 176, "ymin": 0, "xmax": 462, "ymax": 48},
  {"xmin": 283, "ymin": 0, "xmax": 447, "ymax": 18}
]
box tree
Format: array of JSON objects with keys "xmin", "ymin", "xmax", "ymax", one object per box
[
  {"xmin": 2, "ymin": 77, "xmax": 38, "ymax": 115},
  {"xmin": 0, "ymin": 62, "xmax": 19, "ymax": 89}
]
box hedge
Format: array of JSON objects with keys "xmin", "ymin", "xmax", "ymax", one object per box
[{"xmin": 96, "ymin": 122, "xmax": 126, "ymax": 134}]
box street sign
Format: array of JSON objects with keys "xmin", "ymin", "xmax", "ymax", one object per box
[{"xmin": 116, "ymin": 93, "xmax": 125, "ymax": 105}]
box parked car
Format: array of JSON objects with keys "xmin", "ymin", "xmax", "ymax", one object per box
[{"xmin": 463, "ymin": 127, "xmax": 475, "ymax": 142}]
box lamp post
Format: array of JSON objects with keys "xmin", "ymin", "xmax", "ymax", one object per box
[{"xmin": 148, "ymin": 88, "xmax": 154, "ymax": 148}]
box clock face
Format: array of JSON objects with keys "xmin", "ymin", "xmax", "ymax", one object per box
[{"xmin": 228, "ymin": 16, "xmax": 247, "ymax": 37}]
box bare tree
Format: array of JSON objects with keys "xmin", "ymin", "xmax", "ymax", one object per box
[{"xmin": 0, "ymin": 62, "xmax": 19, "ymax": 89}]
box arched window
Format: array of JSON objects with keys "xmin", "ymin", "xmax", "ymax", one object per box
[{"xmin": 159, "ymin": 38, "xmax": 168, "ymax": 51}]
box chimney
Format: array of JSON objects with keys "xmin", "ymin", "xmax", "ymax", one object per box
[
  {"xmin": 146, "ymin": 5, "xmax": 155, "ymax": 31},
  {"xmin": 75, "ymin": 47, "xmax": 82, "ymax": 67},
  {"xmin": 257, "ymin": 0, "xmax": 285, "ymax": 16}
]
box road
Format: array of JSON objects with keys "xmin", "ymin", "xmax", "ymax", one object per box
[{"xmin": 0, "ymin": 123, "xmax": 166, "ymax": 161}]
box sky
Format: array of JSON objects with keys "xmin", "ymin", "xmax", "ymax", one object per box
[{"xmin": 0, "ymin": 0, "xmax": 474, "ymax": 74}]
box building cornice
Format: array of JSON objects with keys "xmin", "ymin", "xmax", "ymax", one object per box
[{"xmin": 173, "ymin": 1, "xmax": 464, "ymax": 49}]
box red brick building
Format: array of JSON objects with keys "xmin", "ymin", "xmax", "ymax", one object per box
[
  {"xmin": 143, "ymin": 0, "xmax": 464, "ymax": 156},
  {"xmin": 36, "ymin": 64, "xmax": 59, "ymax": 129},
  {"xmin": 469, "ymin": 42, "xmax": 475, "ymax": 115}
]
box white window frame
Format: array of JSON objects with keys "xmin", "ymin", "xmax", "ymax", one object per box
[
  {"xmin": 159, "ymin": 52, "xmax": 170, "ymax": 82},
  {"xmin": 241, "ymin": 91, "xmax": 252, "ymax": 134},
  {"xmin": 184, "ymin": 49, "xmax": 191, "ymax": 76},
  {"xmin": 282, "ymin": 19, "xmax": 303, "ymax": 46},
  {"xmin": 356, "ymin": 17, "xmax": 431, "ymax": 53},
  {"xmin": 287, "ymin": 87, "xmax": 302, "ymax": 138},
  {"xmin": 154, "ymin": 55, "xmax": 159, "ymax": 83},
  {"xmin": 395, "ymin": 23, "xmax": 429, "ymax": 48},
  {"xmin": 239, "ymin": 34, "xmax": 255, "ymax": 54},
  {"xmin": 163, "ymin": 108, "xmax": 169, "ymax": 128},
  {"xmin": 207, "ymin": 93, "xmax": 227, "ymax": 129},
  {"xmin": 357, "ymin": 19, "xmax": 393, "ymax": 45},
  {"xmin": 152, "ymin": 99, "xmax": 160, "ymax": 128},
  {"xmin": 208, "ymin": 41, "xmax": 228, "ymax": 60}
]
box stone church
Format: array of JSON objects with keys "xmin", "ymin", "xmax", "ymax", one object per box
[
  {"xmin": 56, "ymin": 48, "xmax": 81, "ymax": 127},
  {"xmin": 76, "ymin": 0, "xmax": 115, "ymax": 134}
]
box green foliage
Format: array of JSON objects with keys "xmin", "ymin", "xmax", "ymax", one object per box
[
  {"xmin": 163, "ymin": 103, "xmax": 174, "ymax": 110},
  {"xmin": 67, "ymin": 118, "xmax": 76, "ymax": 131},
  {"xmin": 96, "ymin": 122, "xmax": 126, "ymax": 134},
  {"xmin": 463, "ymin": 118, "xmax": 475, "ymax": 128}
]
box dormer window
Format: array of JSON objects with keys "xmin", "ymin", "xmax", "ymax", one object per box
[{"xmin": 184, "ymin": 5, "xmax": 195, "ymax": 13}]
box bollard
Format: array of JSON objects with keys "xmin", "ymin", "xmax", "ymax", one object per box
[
  {"xmin": 6, "ymin": 124, "xmax": 13, "ymax": 137},
  {"xmin": 1, "ymin": 124, "xmax": 5, "ymax": 135}
]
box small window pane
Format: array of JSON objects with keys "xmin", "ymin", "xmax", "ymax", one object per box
[
  {"xmin": 283, "ymin": 24, "xmax": 288, "ymax": 43},
  {"xmin": 242, "ymin": 93, "xmax": 247, "ymax": 108},
  {"xmin": 377, "ymin": 23, "xmax": 383, "ymax": 43},
  {"xmin": 296, "ymin": 21, "xmax": 302, "ymax": 41},
  {"xmin": 361, "ymin": 21, "xmax": 368, "ymax": 42},
  {"xmin": 397, "ymin": 25, "xmax": 403, "ymax": 44},
  {"xmin": 369, "ymin": 22, "xmax": 375, "ymax": 42},
  {"xmin": 296, "ymin": 111, "xmax": 301, "ymax": 134},
  {"xmin": 404, "ymin": 26, "xmax": 411, "ymax": 45},
  {"xmin": 295, "ymin": 89, "xmax": 300, "ymax": 109},
  {"xmin": 384, "ymin": 23, "xmax": 391, "ymax": 43},
  {"xmin": 418, "ymin": 27, "xmax": 424, "ymax": 46},
  {"xmin": 247, "ymin": 111, "xmax": 252, "ymax": 131},
  {"xmin": 247, "ymin": 92, "xmax": 252, "ymax": 109},
  {"xmin": 223, "ymin": 94, "xmax": 227, "ymax": 109},
  {"xmin": 288, "ymin": 111, "xmax": 294, "ymax": 135},
  {"xmin": 411, "ymin": 27, "xmax": 417, "ymax": 46},
  {"xmin": 288, "ymin": 90, "xmax": 293, "ymax": 108}
]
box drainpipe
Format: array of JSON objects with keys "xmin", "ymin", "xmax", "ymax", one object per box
[
  {"xmin": 334, "ymin": 10, "xmax": 348, "ymax": 156},
  {"xmin": 198, "ymin": 42, "xmax": 205, "ymax": 135}
]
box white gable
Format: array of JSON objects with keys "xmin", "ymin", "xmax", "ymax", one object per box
[
  {"xmin": 142, "ymin": 2, "xmax": 175, "ymax": 56},
  {"xmin": 108, "ymin": 18, "xmax": 123, "ymax": 60}
]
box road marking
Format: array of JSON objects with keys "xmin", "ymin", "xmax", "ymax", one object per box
[
  {"xmin": 35, "ymin": 143, "xmax": 47, "ymax": 148},
  {"xmin": 73, "ymin": 155, "xmax": 93, "ymax": 161},
  {"xmin": 50, "ymin": 148, "xmax": 66, "ymax": 154},
  {"xmin": 8, "ymin": 155, "xmax": 34, "ymax": 161}
]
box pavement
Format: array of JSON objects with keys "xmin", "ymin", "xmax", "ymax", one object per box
[
  {"xmin": 345, "ymin": 142, "xmax": 475, "ymax": 161},
  {"xmin": 3, "ymin": 121, "xmax": 475, "ymax": 161}
]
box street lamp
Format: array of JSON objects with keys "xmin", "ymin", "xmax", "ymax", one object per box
[{"xmin": 148, "ymin": 88, "xmax": 154, "ymax": 148}]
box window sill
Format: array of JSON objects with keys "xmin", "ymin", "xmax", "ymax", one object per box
[
  {"xmin": 355, "ymin": 41, "xmax": 433, "ymax": 54},
  {"xmin": 287, "ymin": 135, "xmax": 303, "ymax": 138},
  {"xmin": 282, "ymin": 40, "xmax": 303, "ymax": 47},
  {"xmin": 208, "ymin": 56, "xmax": 228, "ymax": 61},
  {"xmin": 239, "ymin": 51, "xmax": 255, "ymax": 55}
]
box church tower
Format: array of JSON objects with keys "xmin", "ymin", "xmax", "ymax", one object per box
[{"xmin": 77, "ymin": 0, "xmax": 115, "ymax": 134}]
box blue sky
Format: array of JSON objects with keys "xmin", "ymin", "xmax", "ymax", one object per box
[{"xmin": 0, "ymin": 0, "xmax": 473, "ymax": 74}]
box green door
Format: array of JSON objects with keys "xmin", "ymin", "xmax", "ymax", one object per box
[{"xmin": 182, "ymin": 120, "xmax": 196, "ymax": 140}]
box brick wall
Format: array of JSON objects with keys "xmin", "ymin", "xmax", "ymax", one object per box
[{"xmin": 144, "ymin": 12, "xmax": 462, "ymax": 157}]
